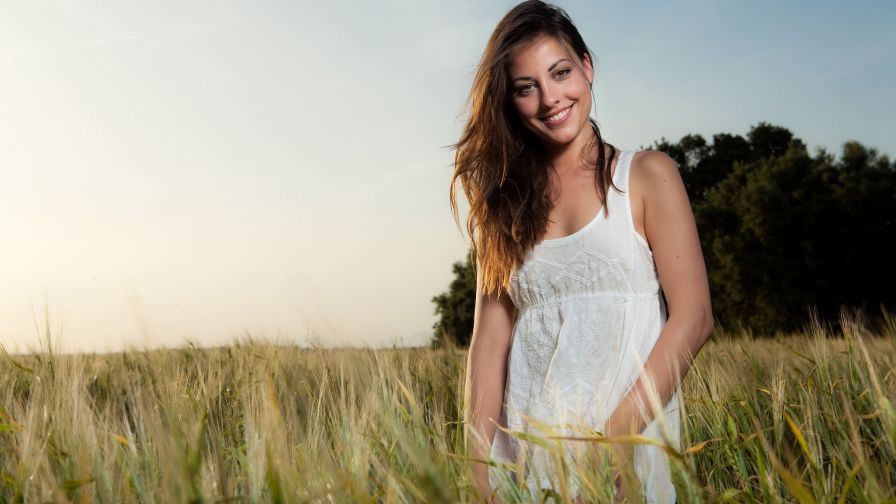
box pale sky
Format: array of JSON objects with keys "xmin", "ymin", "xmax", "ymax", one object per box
[{"xmin": 2, "ymin": 1, "xmax": 893, "ymax": 354}]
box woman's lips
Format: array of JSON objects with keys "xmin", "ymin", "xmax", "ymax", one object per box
[{"xmin": 541, "ymin": 104, "xmax": 573, "ymax": 127}]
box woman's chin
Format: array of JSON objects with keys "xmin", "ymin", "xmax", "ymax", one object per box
[
  {"xmin": 539, "ymin": 121, "xmax": 594, "ymax": 150},
  {"xmin": 537, "ymin": 131, "xmax": 576, "ymax": 149}
]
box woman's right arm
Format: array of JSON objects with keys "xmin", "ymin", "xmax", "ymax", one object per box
[{"xmin": 463, "ymin": 258, "xmax": 515, "ymax": 502}]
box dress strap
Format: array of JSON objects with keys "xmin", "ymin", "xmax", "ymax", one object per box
[
  {"xmin": 606, "ymin": 150, "xmax": 644, "ymax": 247},
  {"xmin": 613, "ymin": 149, "xmax": 633, "ymax": 193},
  {"xmin": 604, "ymin": 150, "xmax": 632, "ymax": 214}
]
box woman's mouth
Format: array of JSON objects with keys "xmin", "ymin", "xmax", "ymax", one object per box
[{"xmin": 540, "ymin": 104, "xmax": 573, "ymax": 127}]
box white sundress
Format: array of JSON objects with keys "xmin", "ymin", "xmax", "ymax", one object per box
[{"xmin": 488, "ymin": 149, "xmax": 682, "ymax": 503}]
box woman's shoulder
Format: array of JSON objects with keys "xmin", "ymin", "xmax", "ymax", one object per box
[
  {"xmin": 630, "ymin": 149, "xmax": 678, "ymax": 175},
  {"xmin": 627, "ymin": 149, "xmax": 687, "ymax": 218},
  {"xmin": 630, "ymin": 150, "xmax": 682, "ymax": 190}
]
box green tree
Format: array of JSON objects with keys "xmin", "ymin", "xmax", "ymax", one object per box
[
  {"xmin": 685, "ymin": 132, "xmax": 894, "ymax": 333},
  {"xmin": 430, "ymin": 249, "xmax": 477, "ymax": 348},
  {"xmin": 698, "ymin": 142, "xmax": 826, "ymax": 331}
]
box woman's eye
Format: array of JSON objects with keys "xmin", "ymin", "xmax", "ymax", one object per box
[
  {"xmin": 555, "ymin": 69, "xmax": 571, "ymax": 78},
  {"xmin": 516, "ymin": 84, "xmax": 534, "ymax": 96}
]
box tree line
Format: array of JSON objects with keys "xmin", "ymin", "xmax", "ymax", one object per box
[{"xmin": 432, "ymin": 123, "xmax": 895, "ymax": 347}]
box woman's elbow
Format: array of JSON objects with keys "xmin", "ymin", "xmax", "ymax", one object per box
[
  {"xmin": 677, "ymin": 305, "xmax": 714, "ymax": 347},
  {"xmin": 701, "ymin": 306, "xmax": 715, "ymax": 343}
]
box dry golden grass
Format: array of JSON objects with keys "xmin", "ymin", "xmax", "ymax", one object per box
[{"xmin": 1, "ymin": 309, "xmax": 894, "ymax": 502}]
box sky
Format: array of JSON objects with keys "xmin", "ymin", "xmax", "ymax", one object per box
[{"xmin": 1, "ymin": 1, "xmax": 894, "ymax": 354}]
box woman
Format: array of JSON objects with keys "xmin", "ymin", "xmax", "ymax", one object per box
[{"xmin": 453, "ymin": 1, "xmax": 714, "ymax": 502}]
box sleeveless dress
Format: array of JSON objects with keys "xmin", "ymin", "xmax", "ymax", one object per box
[{"xmin": 488, "ymin": 150, "xmax": 681, "ymax": 503}]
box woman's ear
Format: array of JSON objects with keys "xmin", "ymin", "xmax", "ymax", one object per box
[{"xmin": 582, "ymin": 53, "xmax": 594, "ymax": 87}]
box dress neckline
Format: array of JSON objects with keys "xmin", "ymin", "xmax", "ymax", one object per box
[{"xmin": 535, "ymin": 149, "xmax": 628, "ymax": 248}]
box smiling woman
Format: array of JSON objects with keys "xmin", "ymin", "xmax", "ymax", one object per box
[{"xmin": 452, "ymin": 1, "xmax": 714, "ymax": 503}]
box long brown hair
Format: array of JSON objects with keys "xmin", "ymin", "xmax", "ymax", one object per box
[{"xmin": 449, "ymin": 0, "xmax": 618, "ymax": 297}]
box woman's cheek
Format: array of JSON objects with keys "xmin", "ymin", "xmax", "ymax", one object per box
[{"xmin": 514, "ymin": 97, "xmax": 537, "ymax": 117}]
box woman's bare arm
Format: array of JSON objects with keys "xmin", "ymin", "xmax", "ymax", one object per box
[
  {"xmin": 603, "ymin": 151, "xmax": 714, "ymax": 439},
  {"xmin": 463, "ymin": 258, "xmax": 515, "ymax": 501}
]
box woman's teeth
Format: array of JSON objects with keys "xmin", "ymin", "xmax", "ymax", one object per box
[{"xmin": 544, "ymin": 106, "xmax": 571, "ymax": 123}]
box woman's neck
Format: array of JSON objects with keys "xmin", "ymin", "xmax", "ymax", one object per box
[{"xmin": 545, "ymin": 125, "xmax": 601, "ymax": 175}]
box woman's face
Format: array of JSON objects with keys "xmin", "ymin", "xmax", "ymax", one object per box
[{"xmin": 506, "ymin": 35, "xmax": 594, "ymax": 152}]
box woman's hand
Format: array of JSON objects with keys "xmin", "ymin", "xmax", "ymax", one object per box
[
  {"xmin": 472, "ymin": 463, "xmax": 492, "ymax": 502},
  {"xmin": 583, "ymin": 440, "xmax": 633, "ymax": 502},
  {"xmin": 612, "ymin": 468, "xmax": 625, "ymax": 502},
  {"xmin": 610, "ymin": 442, "xmax": 634, "ymax": 502}
]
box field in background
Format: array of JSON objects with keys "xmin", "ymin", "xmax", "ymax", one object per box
[{"xmin": 1, "ymin": 312, "xmax": 894, "ymax": 503}]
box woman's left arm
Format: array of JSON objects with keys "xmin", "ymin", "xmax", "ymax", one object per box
[{"xmin": 603, "ymin": 150, "xmax": 714, "ymax": 439}]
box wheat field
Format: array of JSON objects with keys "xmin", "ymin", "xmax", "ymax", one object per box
[{"xmin": 1, "ymin": 310, "xmax": 894, "ymax": 503}]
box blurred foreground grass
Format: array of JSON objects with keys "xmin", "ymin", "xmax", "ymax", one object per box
[{"xmin": 1, "ymin": 311, "xmax": 895, "ymax": 503}]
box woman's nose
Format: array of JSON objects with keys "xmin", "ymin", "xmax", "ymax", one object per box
[{"xmin": 540, "ymin": 81, "xmax": 560, "ymax": 109}]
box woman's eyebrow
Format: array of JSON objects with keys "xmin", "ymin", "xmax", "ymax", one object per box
[
  {"xmin": 511, "ymin": 58, "xmax": 572, "ymax": 83},
  {"xmin": 548, "ymin": 58, "xmax": 571, "ymax": 71}
]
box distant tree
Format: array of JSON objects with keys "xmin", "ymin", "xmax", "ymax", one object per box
[
  {"xmin": 651, "ymin": 122, "xmax": 805, "ymax": 208},
  {"xmin": 698, "ymin": 142, "xmax": 826, "ymax": 331},
  {"xmin": 681, "ymin": 131, "xmax": 895, "ymax": 333},
  {"xmin": 748, "ymin": 122, "xmax": 801, "ymax": 160},
  {"xmin": 430, "ymin": 250, "xmax": 476, "ymax": 348}
]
